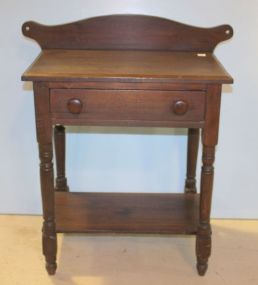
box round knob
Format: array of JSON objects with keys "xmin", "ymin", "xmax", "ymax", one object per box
[
  {"xmin": 67, "ymin": 98, "xmax": 83, "ymax": 114},
  {"xmin": 172, "ymin": 100, "xmax": 189, "ymax": 115}
]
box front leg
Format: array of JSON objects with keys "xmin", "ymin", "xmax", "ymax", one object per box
[
  {"xmin": 196, "ymin": 145, "xmax": 214, "ymax": 275},
  {"xmin": 39, "ymin": 143, "xmax": 57, "ymax": 275},
  {"xmin": 34, "ymin": 82, "xmax": 57, "ymax": 275},
  {"xmin": 196, "ymin": 85, "xmax": 222, "ymax": 276}
]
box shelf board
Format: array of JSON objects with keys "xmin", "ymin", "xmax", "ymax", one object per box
[{"xmin": 55, "ymin": 192, "xmax": 199, "ymax": 234}]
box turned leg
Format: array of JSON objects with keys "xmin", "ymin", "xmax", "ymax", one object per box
[
  {"xmin": 184, "ymin": 128, "xmax": 199, "ymax": 193},
  {"xmin": 196, "ymin": 85, "xmax": 222, "ymax": 276},
  {"xmin": 34, "ymin": 82, "xmax": 57, "ymax": 275},
  {"xmin": 54, "ymin": 125, "xmax": 69, "ymax": 192},
  {"xmin": 39, "ymin": 142, "xmax": 57, "ymax": 275},
  {"xmin": 196, "ymin": 145, "xmax": 214, "ymax": 275}
]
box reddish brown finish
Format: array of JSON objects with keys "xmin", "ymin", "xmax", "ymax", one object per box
[
  {"xmin": 55, "ymin": 192, "xmax": 200, "ymax": 234},
  {"xmin": 202, "ymin": 85, "xmax": 222, "ymax": 145},
  {"xmin": 21, "ymin": 15, "xmax": 233, "ymax": 276},
  {"xmin": 196, "ymin": 85, "xmax": 222, "ymax": 275},
  {"xmin": 48, "ymin": 81, "xmax": 207, "ymax": 91},
  {"xmin": 34, "ymin": 82, "xmax": 57, "ymax": 275},
  {"xmin": 50, "ymin": 89, "xmax": 205, "ymax": 124},
  {"xmin": 22, "ymin": 50, "xmax": 233, "ymax": 84},
  {"xmin": 22, "ymin": 15, "xmax": 233, "ymax": 52},
  {"xmin": 67, "ymin": 98, "xmax": 83, "ymax": 114},
  {"xmin": 196, "ymin": 146, "xmax": 214, "ymax": 276},
  {"xmin": 185, "ymin": 128, "xmax": 200, "ymax": 193},
  {"xmin": 51, "ymin": 116, "xmax": 204, "ymax": 129},
  {"xmin": 54, "ymin": 125, "xmax": 69, "ymax": 192},
  {"xmin": 172, "ymin": 100, "xmax": 189, "ymax": 115}
]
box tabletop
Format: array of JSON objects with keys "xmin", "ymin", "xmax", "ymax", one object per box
[{"xmin": 22, "ymin": 49, "xmax": 233, "ymax": 84}]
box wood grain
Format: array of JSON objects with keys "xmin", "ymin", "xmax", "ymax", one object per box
[
  {"xmin": 47, "ymin": 81, "xmax": 207, "ymax": 91},
  {"xmin": 22, "ymin": 15, "xmax": 233, "ymax": 52},
  {"xmin": 55, "ymin": 192, "xmax": 200, "ymax": 234},
  {"xmin": 22, "ymin": 50, "xmax": 233, "ymax": 83},
  {"xmin": 50, "ymin": 89, "xmax": 205, "ymax": 123}
]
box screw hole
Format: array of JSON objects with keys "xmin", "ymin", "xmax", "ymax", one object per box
[
  {"xmin": 25, "ymin": 26, "xmax": 30, "ymax": 31},
  {"xmin": 225, "ymin": 29, "xmax": 230, "ymax": 35}
]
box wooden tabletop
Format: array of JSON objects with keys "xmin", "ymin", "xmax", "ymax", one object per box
[{"xmin": 22, "ymin": 49, "xmax": 233, "ymax": 84}]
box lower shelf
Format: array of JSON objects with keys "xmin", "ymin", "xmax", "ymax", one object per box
[{"xmin": 55, "ymin": 192, "xmax": 199, "ymax": 234}]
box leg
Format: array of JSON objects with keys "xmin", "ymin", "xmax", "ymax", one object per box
[
  {"xmin": 185, "ymin": 128, "xmax": 200, "ymax": 193},
  {"xmin": 196, "ymin": 145, "xmax": 214, "ymax": 275},
  {"xmin": 34, "ymin": 82, "xmax": 57, "ymax": 275},
  {"xmin": 196, "ymin": 85, "xmax": 222, "ymax": 276},
  {"xmin": 54, "ymin": 125, "xmax": 69, "ymax": 192},
  {"xmin": 39, "ymin": 143, "xmax": 57, "ymax": 275}
]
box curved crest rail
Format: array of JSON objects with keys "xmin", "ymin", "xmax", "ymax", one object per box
[{"xmin": 22, "ymin": 14, "xmax": 233, "ymax": 52}]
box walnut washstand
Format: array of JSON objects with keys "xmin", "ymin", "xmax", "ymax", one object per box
[{"xmin": 21, "ymin": 15, "xmax": 233, "ymax": 276}]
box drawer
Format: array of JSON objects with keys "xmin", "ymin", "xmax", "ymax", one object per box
[{"xmin": 50, "ymin": 89, "xmax": 205, "ymax": 122}]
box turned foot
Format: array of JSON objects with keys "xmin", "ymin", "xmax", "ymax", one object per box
[
  {"xmin": 197, "ymin": 261, "xmax": 208, "ymax": 276},
  {"xmin": 42, "ymin": 221, "xmax": 57, "ymax": 275},
  {"xmin": 55, "ymin": 177, "xmax": 69, "ymax": 192},
  {"xmin": 184, "ymin": 178, "xmax": 197, "ymax": 194},
  {"xmin": 46, "ymin": 262, "xmax": 57, "ymax": 275},
  {"xmin": 196, "ymin": 223, "xmax": 211, "ymax": 276}
]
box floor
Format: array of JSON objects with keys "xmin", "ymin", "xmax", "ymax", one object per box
[{"xmin": 0, "ymin": 216, "xmax": 257, "ymax": 285}]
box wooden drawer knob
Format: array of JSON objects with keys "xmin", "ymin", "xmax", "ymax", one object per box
[
  {"xmin": 67, "ymin": 98, "xmax": 83, "ymax": 114},
  {"xmin": 172, "ymin": 100, "xmax": 189, "ymax": 115}
]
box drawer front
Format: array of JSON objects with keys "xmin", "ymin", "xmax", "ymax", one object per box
[{"xmin": 50, "ymin": 89, "xmax": 205, "ymax": 122}]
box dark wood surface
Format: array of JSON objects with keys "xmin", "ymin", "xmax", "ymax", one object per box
[
  {"xmin": 22, "ymin": 15, "xmax": 232, "ymax": 52},
  {"xmin": 33, "ymin": 82, "xmax": 57, "ymax": 275},
  {"xmin": 195, "ymin": 85, "xmax": 222, "ymax": 275},
  {"xmin": 185, "ymin": 129, "xmax": 200, "ymax": 193},
  {"xmin": 22, "ymin": 50, "xmax": 233, "ymax": 83},
  {"xmin": 55, "ymin": 192, "xmax": 200, "ymax": 234},
  {"xmin": 48, "ymin": 81, "xmax": 207, "ymax": 91},
  {"xmin": 50, "ymin": 89, "xmax": 205, "ymax": 122},
  {"xmin": 54, "ymin": 125, "xmax": 69, "ymax": 192},
  {"xmin": 22, "ymin": 14, "xmax": 233, "ymax": 276}
]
